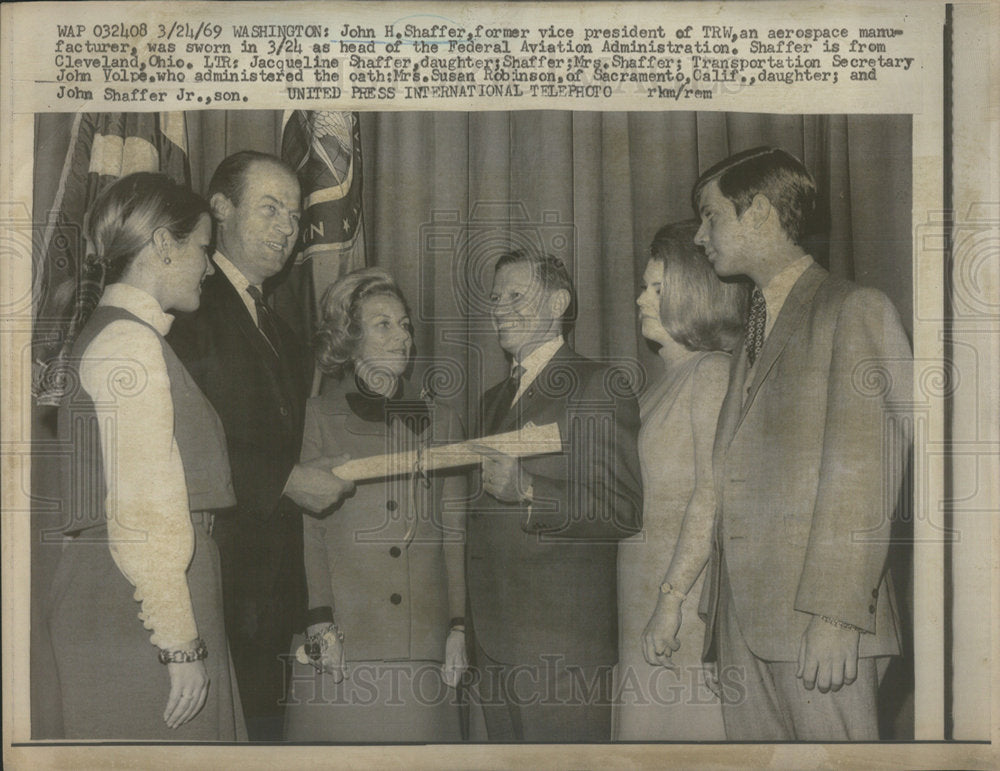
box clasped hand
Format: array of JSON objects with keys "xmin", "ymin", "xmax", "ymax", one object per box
[
  {"xmin": 644, "ymin": 598, "xmax": 725, "ymax": 700},
  {"xmin": 300, "ymin": 622, "xmax": 347, "ymax": 683},
  {"xmin": 285, "ymin": 453, "xmax": 355, "ymax": 514},
  {"xmin": 642, "ymin": 594, "xmax": 682, "ymax": 670},
  {"xmin": 441, "ymin": 629, "xmax": 468, "ymax": 688},
  {"xmin": 475, "ymin": 446, "xmax": 531, "ymax": 504}
]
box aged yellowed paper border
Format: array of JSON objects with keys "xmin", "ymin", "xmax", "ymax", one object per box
[{"xmin": 2, "ymin": 1, "xmax": 996, "ymax": 768}]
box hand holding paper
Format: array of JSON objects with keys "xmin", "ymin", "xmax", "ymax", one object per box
[
  {"xmin": 441, "ymin": 629, "xmax": 468, "ymax": 688},
  {"xmin": 476, "ymin": 445, "xmax": 533, "ymax": 503},
  {"xmin": 330, "ymin": 421, "xmax": 562, "ymax": 483},
  {"xmin": 285, "ymin": 454, "xmax": 355, "ymax": 513}
]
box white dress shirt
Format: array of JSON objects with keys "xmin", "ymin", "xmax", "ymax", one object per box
[
  {"xmin": 80, "ymin": 282, "xmax": 197, "ymax": 649},
  {"xmin": 212, "ymin": 250, "xmax": 260, "ymax": 326}
]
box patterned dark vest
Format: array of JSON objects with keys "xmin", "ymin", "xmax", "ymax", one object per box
[{"xmin": 58, "ymin": 305, "xmax": 235, "ymax": 535}]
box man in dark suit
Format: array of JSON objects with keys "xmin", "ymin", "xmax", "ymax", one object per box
[
  {"xmin": 695, "ymin": 147, "xmax": 911, "ymax": 740},
  {"xmin": 168, "ymin": 151, "xmax": 352, "ymax": 740},
  {"xmin": 466, "ymin": 249, "xmax": 643, "ymax": 741}
]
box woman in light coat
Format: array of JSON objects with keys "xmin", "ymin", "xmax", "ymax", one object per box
[{"xmin": 284, "ymin": 267, "xmax": 468, "ymax": 741}]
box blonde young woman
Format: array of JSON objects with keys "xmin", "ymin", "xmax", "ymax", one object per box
[{"xmin": 614, "ymin": 220, "xmax": 748, "ymax": 741}]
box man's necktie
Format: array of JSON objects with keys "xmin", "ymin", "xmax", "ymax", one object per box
[
  {"xmin": 246, "ymin": 285, "xmax": 281, "ymax": 356},
  {"xmin": 746, "ymin": 288, "xmax": 767, "ymax": 367},
  {"xmin": 488, "ymin": 364, "xmax": 524, "ymax": 434}
]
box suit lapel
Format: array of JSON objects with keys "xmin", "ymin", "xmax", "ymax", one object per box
[
  {"xmin": 480, "ymin": 379, "xmax": 508, "ymax": 438},
  {"xmin": 495, "ymin": 390, "xmax": 524, "ymax": 434},
  {"xmin": 204, "ymin": 272, "xmax": 302, "ymax": 428},
  {"xmin": 713, "ymin": 350, "xmax": 745, "ymax": 484},
  {"xmin": 496, "ymin": 343, "xmax": 572, "ymax": 434},
  {"xmin": 211, "ymin": 273, "xmax": 285, "ymax": 370},
  {"xmin": 737, "ymin": 264, "xmax": 827, "ymax": 428},
  {"xmin": 481, "ymin": 343, "xmax": 572, "ymax": 436}
]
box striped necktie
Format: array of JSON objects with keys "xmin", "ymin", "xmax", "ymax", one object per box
[{"xmin": 246, "ymin": 285, "xmax": 281, "ymax": 356}]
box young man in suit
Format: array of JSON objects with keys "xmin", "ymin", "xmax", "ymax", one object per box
[
  {"xmin": 466, "ymin": 249, "xmax": 643, "ymax": 741},
  {"xmin": 168, "ymin": 151, "xmax": 352, "ymax": 740},
  {"xmin": 694, "ymin": 147, "xmax": 911, "ymax": 740}
]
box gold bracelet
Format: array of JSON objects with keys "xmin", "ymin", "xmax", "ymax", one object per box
[{"xmin": 659, "ymin": 580, "xmax": 686, "ymax": 601}]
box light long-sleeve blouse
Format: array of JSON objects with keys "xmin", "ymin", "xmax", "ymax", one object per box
[{"xmin": 79, "ymin": 283, "xmax": 197, "ymax": 649}]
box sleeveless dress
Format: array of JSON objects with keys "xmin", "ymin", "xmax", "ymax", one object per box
[
  {"xmin": 41, "ymin": 304, "xmax": 247, "ymax": 740},
  {"xmin": 613, "ymin": 351, "xmax": 729, "ymax": 741}
]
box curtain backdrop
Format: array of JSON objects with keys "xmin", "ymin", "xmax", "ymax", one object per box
[
  {"xmin": 357, "ymin": 111, "xmax": 912, "ymax": 424},
  {"xmin": 34, "ymin": 109, "xmax": 913, "ymax": 407},
  {"xmin": 30, "ymin": 110, "xmax": 913, "ymax": 737}
]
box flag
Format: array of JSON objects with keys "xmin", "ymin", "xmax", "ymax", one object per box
[
  {"xmin": 279, "ymin": 110, "xmax": 366, "ymax": 329},
  {"xmin": 32, "ymin": 112, "xmax": 190, "ymax": 405}
]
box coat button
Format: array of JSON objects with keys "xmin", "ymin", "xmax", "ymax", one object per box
[
  {"xmin": 868, "ymin": 604, "xmax": 876, "ymax": 614},
  {"xmin": 872, "ymin": 589, "xmax": 879, "ymax": 598},
  {"xmin": 389, "ymin": 546, "xmax": 401, "ymax": 558},
  {"xmin": 390, "ymin": 593, "xmax": 402, "ymax": 605},
  {"xmin": 386, "ymin": 500, "xmax": 398, "ymax": 511}
]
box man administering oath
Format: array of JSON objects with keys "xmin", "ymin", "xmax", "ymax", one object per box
[
  {"xmin": 168, "ymin": 151, "xmax": 352, "ymax": 739},
  {"xmin": 695, "ymin": 147, "xmax": 911, "ymax": 740},
  {"xmin": 466, "ymin": 249, "xmax": 643, "ymax": 742}
]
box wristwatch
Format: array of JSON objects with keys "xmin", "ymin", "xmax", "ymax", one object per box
[{"xmin": 158, "ymin": 638, "xmax": 208, "ymax": 664}]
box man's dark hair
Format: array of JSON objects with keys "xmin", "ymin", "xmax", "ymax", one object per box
[
  {"xmin": 494, "ymin": 248, "xmax": 577, "ymax": 335},
  {"xmin": 692, "ymin": 146, "xmax": 817, "ymax": 244},
  {"xmin": 207, "ymin": 150, "xmax": 297, "ymax": 206}
]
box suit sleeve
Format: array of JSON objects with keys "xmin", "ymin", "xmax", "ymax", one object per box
[
  {"xmin": 522, "ymin": 363, "xmax": 644, "ymax": 540},
  {"xmin": 170, "ymin": 301, "xmax": 306, "ymax": 520},
  {"xmin": 300, "ymin": 399, "xmax": 336, "ymax": 624},
  {"xmin": 272, "ymin": 325, "xmax": 313, "ymax": 518},
  {"xmin": 438, "ymin": 404, "xmax": 468, "ymax": 620},
  {"xmin": 795, "ymin": 288, "xmax": 912, "ymax": 631}
]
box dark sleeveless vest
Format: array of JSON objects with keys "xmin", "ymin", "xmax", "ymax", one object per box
[{"xmin": 58, "ymin": 305, "xmax": 235, "ymax": 536}]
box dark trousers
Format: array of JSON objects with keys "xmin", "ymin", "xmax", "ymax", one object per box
[
  {"xmin": 470, "ymin": 637, "xmax": 613, "ymax": 742},
  {"xmin": 213, "ymin": 512, "xmax": 305, "ymax": 741}
]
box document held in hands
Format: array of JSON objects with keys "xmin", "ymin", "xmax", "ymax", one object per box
[{"xmin": 330, "ymin": 421, "xmax": 563, "ymax": 483}]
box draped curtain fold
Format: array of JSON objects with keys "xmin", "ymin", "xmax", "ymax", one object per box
[{"xmin": 355, "ymin": 111, "xmax": 912, "ymax": 409}]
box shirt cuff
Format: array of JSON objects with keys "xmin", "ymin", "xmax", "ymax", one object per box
[
  {"xmin": 138, "ymin": 572, "xmax": 199, "ymax": 650},
  {"xmin": 305, "ymin": 605, "xmax": 335, "ymax": 627}
]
